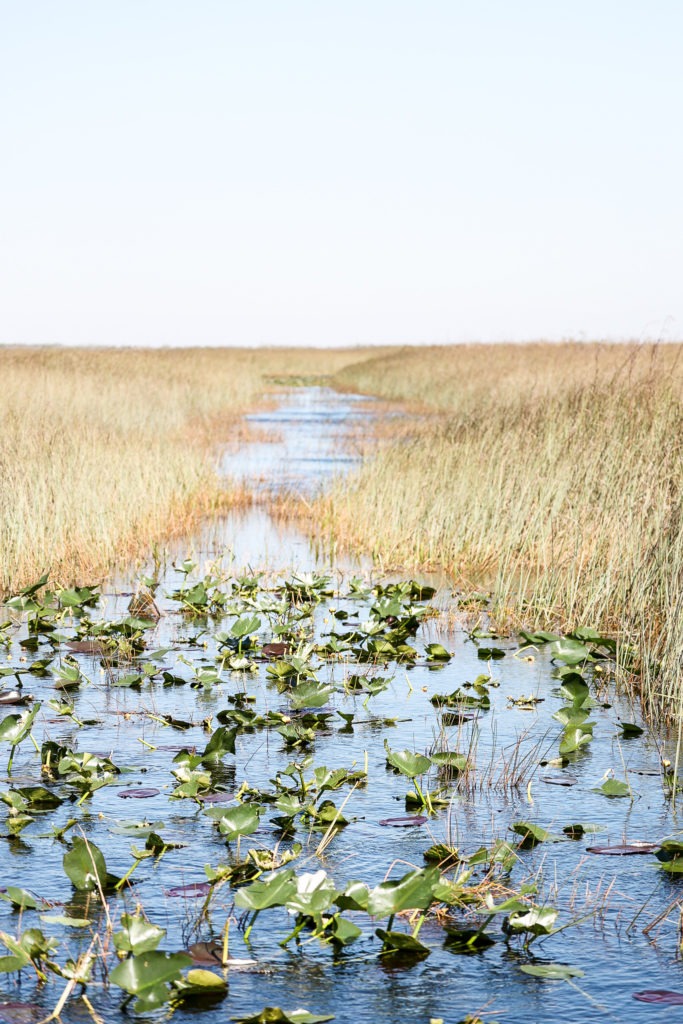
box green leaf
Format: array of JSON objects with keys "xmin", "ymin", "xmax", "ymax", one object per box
[
  {"xmin": 232, "ymin": 1009, "xmax": 335, "ymax": 1024},
  {"xmin": 231, "ymin": 615, "xmax": 261, "ymax": 638},
  {"xmin": 618, "ymin": 721, "xmax": 644, "ymax": 738},
  {"xmin": 477, "ymin": 646, "xmax": 506, "ymax": 660},
  {"xmin": 367, "ymin": 868, "xmax": 439, "ymax": 917},
  {"xmin": 510, "ymin": 822, "xmax": 563, "ymax": 848},
  {"xmin": 110, "ymin": 950, "xmax": 192, "ymax": 1010},
  {"xmin": 201, "ymin": 726, "xmax": 237, "ymax": 762},
  {"xmin": 384, "ymin": 742, "xmax": 431, "ymax": 778},
  {"xmin": 375, "ymin": 928, "xmax": 431, "ymax": 955},
  {"xmin": 558, "ymin": 724, "xmax": 593, "ymax": 754},
  {"xmin": 562, "ymin": 823, "xmax": 605, "ymax": 838},
  {"xmin": 0, "ymin": 887, "xmax": 41, "ymax": 910},
  {"xmin": 214, "ymin": 804, "xmax": 262, "ymax": 841},
  {"xmin": 40, "ymin": 914, "xmax": 91, "ymax": 927},
  {"xmin": 289, "ymin": 680, "xmax": 334, "ymax": 710},
  {"xmin": 425, "ymin": 643, "xmax": 451, "ymax": 662},
  {"xmin": 506, "ymin": 906, "xmax": 558, "ymax": 936},
  {"xmin": 550, "ymin": 638, "xmax": 593, "ymax": 666},
  {"xmin": 185, "ymin": 968, "xmax": 228, "ymax": 989},
  {"xmin": 0, "ymin": 702, "xmax": 41, "ymax": 746},
  {"xmin": 114, "ymin": 914, "xmax": 166, "ymax": 955},
  {"xmin": 63, "ymin": 836, "xmax": 108, "ymax": 891},
  {"xmin": 519, "ymin": 630, "xmax": 560, "ymax": 645},
  {"xmin": 594, "ymin": 778, "xmax": 631, "ymax": 798},
  {"xmin": 285, "ymin": 871, "xmax": 338, "ymax": 916},
  {"xmin": 335, "ymin": 881, "xmax": 370, "ymax": 912},
  {"xmin": 234, "ymin": 870, "xmax": 297, "ymax": 911}
]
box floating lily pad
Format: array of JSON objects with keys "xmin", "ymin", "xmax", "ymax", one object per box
[
  {"xmin": 118, "ymin": 788, "xmax": 161, "ymax": 799},
  {"xmin": 198, "ymin": 791, "xmax": 234, "ymax": 804},
  {"xmin": 586, "ymin": 843, "xmax": 659, "ymax": 856},
  {"xmin": 231, "ymin": 1009, "xmax": 334, "ymax": 1024},
  {"xmin": 633, "ymin": 990, "xmax": 683, "ymax": 1004},
  {"xmin": 164, "ymin": 882, "xmax": 212, "ymax": 897},
  {"xmin": 540, "ymin": 774, "xmax": 578, "ymax": 787},
  {"xmin": 379, "ymin": 816, "xmax": 427, "ymax": 827}
]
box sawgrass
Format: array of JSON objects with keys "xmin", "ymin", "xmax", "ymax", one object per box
[
  {"xmin": 323, "ymin": 342, "xmax": 683, "ymax": 714},
  {"xmin": 0, "ymin": 345, "xmax": 366, "ymax": 593}
]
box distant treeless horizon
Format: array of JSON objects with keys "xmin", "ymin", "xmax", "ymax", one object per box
[{"xmin": 2, "ymin": 1, "xmax": 682, "ymax": 348}]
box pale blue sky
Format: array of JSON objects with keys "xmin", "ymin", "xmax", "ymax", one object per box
[{"xmin": 1, "ymin": 1, "xmax": 681, "ymax": 347}]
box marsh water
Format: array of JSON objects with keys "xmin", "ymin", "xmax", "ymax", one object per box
[{"xmin": 1, "ymin": 387, "xmax": 683, "ymax": 1024}]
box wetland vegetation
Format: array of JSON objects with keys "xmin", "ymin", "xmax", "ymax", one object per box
[
  {"xmin": 322, "ymin": 342, "xmax": 683, "ymax": 719},
  {"xmin": 1, "ymin": 343, "xmax": 683, "ymax": 1023}
]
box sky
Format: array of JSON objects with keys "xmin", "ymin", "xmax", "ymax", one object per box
[{"xmin": 1, "ymin": 1, "xmax": 682, "ymax": 348}]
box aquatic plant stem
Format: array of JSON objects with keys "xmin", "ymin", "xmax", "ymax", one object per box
[{"xmin": 222, "ymin": 917, "xmax": 230, "ymax": 966}]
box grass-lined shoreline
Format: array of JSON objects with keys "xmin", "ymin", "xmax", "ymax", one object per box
[
  {"xmin": 3, "ymin": 341, "xmax": 683, "ymax": 715},
  {"xmin": 0, "ymin": 346, "xmax": 375, "ymax": 594},
  {"xmin": 319, "ymin": 342, "xmax": 683, "ymax": 716}
]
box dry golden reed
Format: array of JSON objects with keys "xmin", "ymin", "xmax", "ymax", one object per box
[
  {"xmin": 323, "ymin": 342, "xmax": 683, "ymax": 714},
  {"xmin": 0, "ymin": 345, "xmax": 366, "ymax": 594}
]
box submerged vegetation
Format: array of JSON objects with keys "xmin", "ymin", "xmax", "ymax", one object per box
[{"xmin": 320, "ymin": 342, "xmax": 683, "ymax": 716}]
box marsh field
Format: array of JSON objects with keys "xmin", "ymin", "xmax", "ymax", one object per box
[{"xmin": 1, "ymin": 342, "xmax": 683, "ymax": 1023}]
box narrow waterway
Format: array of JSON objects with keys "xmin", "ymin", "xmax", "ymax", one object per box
[{"xmin": 0, "ymin": 386, "xmax": 681, "ymax": 1024}]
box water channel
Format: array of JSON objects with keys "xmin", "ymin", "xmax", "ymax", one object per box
[{"xmin": 0, "ymin": 387, "xmax": 682, "ymax": 1024}]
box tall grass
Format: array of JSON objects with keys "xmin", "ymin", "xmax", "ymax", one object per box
[
  {"xmin": 323, "ymin": 342, "xmax": 683, "ymax": 715},
  {"xmin": 0, "ymin": 345, "xmax": 364, "ymax": 593}
]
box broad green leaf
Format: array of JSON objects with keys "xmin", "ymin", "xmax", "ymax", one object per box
[
  {"xmin": 0, "ymin": 888, "xmax": 41, "ymax": 910},
  {"xmin": 110, "ymin": 950, "xmax": 192, "ymax": 1010},
  {"xmin": 63, "ymin": 836, "xmax": 108, "ymax": 891},
  {"xmin": 425, "ymin": 643, "xmax": 451, "ymax": 662},
  {"xmin": 289, "ymin": 680, "xmax": 334, "ymax": 710},
  {"xmin": 384, "ymin": 742, "xmax": 431, "ymax": 778},
  {"xmin": 285, "ymin": 871, "xmax": 338, "ymax": 917},
  {"xmin": 231, "ymin": 1009, "xmax": 335, "ymax": 1024},
  {"xmin": 562, "ymin": 823, "xmax": 605, "ymax": 838},
  {"xmin": 550, "ymin": 639, "xmax": 593, "ymax": 666},
  {"xmin": 367, "ymin": 868, "xmax": 439, "ymax": 917},
  {"xmin": 335, "ymin": 881, "xmax": 369, "ymax": 912},
  {"xmin": 0, "ymin": 703, "xmax": 41, "ymax": 746},
  {"xmin": 40, "ymin": 915, "xmax": 91, "ymax": 927},
  {"xmin": 201, "ymin": 726, "xmax": 237, "ymax": 762},
  {"xmin": 231, "ymin": 615, "xmax": 261, "ymax": 638},
  {"xmin": 215, "ymin": 804, "xmax": 261, "ymax": 841},
  {"xmin": 594, "ymin": 778, "xmax": 631, "ymax": 798},
  {"xmin": 506, "ymin": 906, "xmax": 558, "ymax": 936},
  {"xmin": 510, "ymin": 822, "xmax": 562, "ymax": 848},
  {"xmin": 114, "ymin": 914, "xmax": 166, "ymax": 955},
  {"xmin": 559, "ymin": 725, "xmax": 593, "ymax": 755},
  {"xmin": 375, "ymin": 929, "xmax": 430, "ymax": 955},
  {"xmin": 234, "ymin": 870, "xmax": 297, "ymax": 911},
  {"xmin": 185, "ymin": 968, "xmax": 228, "ymax": 989},
  {"xmin": 519, "ymin": 630, "xmax": 560, "ymax": 645}
]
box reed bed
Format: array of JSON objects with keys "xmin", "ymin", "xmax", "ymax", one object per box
[
  {"xmin": 0, "ymin": 345, "xmax": 363, "ymax": 593},
  {"xmin": 323, "ymin": 342, "xmax": 683, "ymax": 715}
]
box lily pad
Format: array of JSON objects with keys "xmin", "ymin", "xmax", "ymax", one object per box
[
  {"xmin": 118, "ymin": 788, "xmax": 161, "ymax": 799},
  {"xmin": 164, "ymin": 882, "xmax": 212, "ymax": 898},
  {"xmin": 586, "ymin": 843, "xmax": 659, "ymax": 856},
  {"xmin": 231, "ymin": 1010, "xmax": 334, "ymax": 1024},
  {"xmin": 379, "ymin": 816, "xmax": 427, "ymax": 827},
  {"xmin": 540, "ymin": 774, "xmax": 578, "ymax": 787},
  {"xmin": 633, "ymin": 990, "xmax": 683, "ymax": 1004}
]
